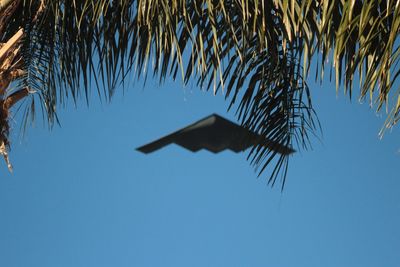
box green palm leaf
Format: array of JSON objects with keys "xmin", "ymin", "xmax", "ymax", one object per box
[{"xmin": 1, "ymin": 0, "xmax": 399, "ymax": 187}]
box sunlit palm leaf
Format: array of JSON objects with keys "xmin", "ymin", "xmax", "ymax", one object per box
[{"xmin": 1, "ymin": 0, "xmax": 399, "ymax": 186}]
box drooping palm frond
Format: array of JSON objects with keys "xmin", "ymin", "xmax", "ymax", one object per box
[
  {"xmin": 1, "ymin": 0, "xmax": 399, "ymax": 186},
  {"xmin": 130, "ymin": 1, "xmax": 317, "ymax": 186},
  {"xmin": 308, "ymin": 0, "xmax": 400, "ymax": 135}
]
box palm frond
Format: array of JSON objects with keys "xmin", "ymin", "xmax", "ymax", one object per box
[{"xmin": 1, "ymin": 0, "xmax": 399, "ymax": 186}]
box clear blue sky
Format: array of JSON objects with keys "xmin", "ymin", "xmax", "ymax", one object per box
[{"xmin": 0, "ymin": 74, "xmax": 399, "ymax": 267}]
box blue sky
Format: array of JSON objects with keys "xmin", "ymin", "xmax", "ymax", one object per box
[{"xmin": 0, "ymin": 75, "xmax": 399, "ymax": 267}]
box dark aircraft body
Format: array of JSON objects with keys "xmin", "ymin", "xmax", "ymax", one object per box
[{"xmin": 136, "ymin": 114, "xmax": 294, "ymax": 155}]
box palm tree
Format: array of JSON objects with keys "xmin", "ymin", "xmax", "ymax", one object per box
[{"xmin": 0, "ymin": 0, "xmax": 399, "ymax": 187}]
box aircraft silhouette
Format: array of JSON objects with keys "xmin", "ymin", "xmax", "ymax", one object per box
[{"xmin": 136, "ymin": 114, "xmax": 295, "ymax": 155}]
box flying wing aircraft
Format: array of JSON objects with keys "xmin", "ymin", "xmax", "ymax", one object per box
[{"xmin": 136, "ymin": 114, "xmax": 295, "ymax": 155}]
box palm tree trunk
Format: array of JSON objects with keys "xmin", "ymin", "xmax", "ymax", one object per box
[
  {"xmin": 0, "ymin": 0, "xmax": 42, "ymax": 171},
  {"xmin": 0, "ymin": 0, "xmax": 14, "ymax": 12},
  {"xmin": 0, "ymin": 0, "xmax": 24, "ymax": 171}
]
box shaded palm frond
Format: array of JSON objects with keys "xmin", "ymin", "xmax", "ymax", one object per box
[
  {"xmin": 1, "ymin": 0, "xmax": 399, "ymax": 185},
  {"xmin": 130, "ymin": 0, "xmax": 318, "ymax": 185},
  {"xmin": 311, "ymin": 0, "xmax": 400, "ymax": 133}
]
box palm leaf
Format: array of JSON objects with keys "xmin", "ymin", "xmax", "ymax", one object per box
[{"xmin": 1, "ymin": 0, "xmax": 399, "ymax": 187}]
